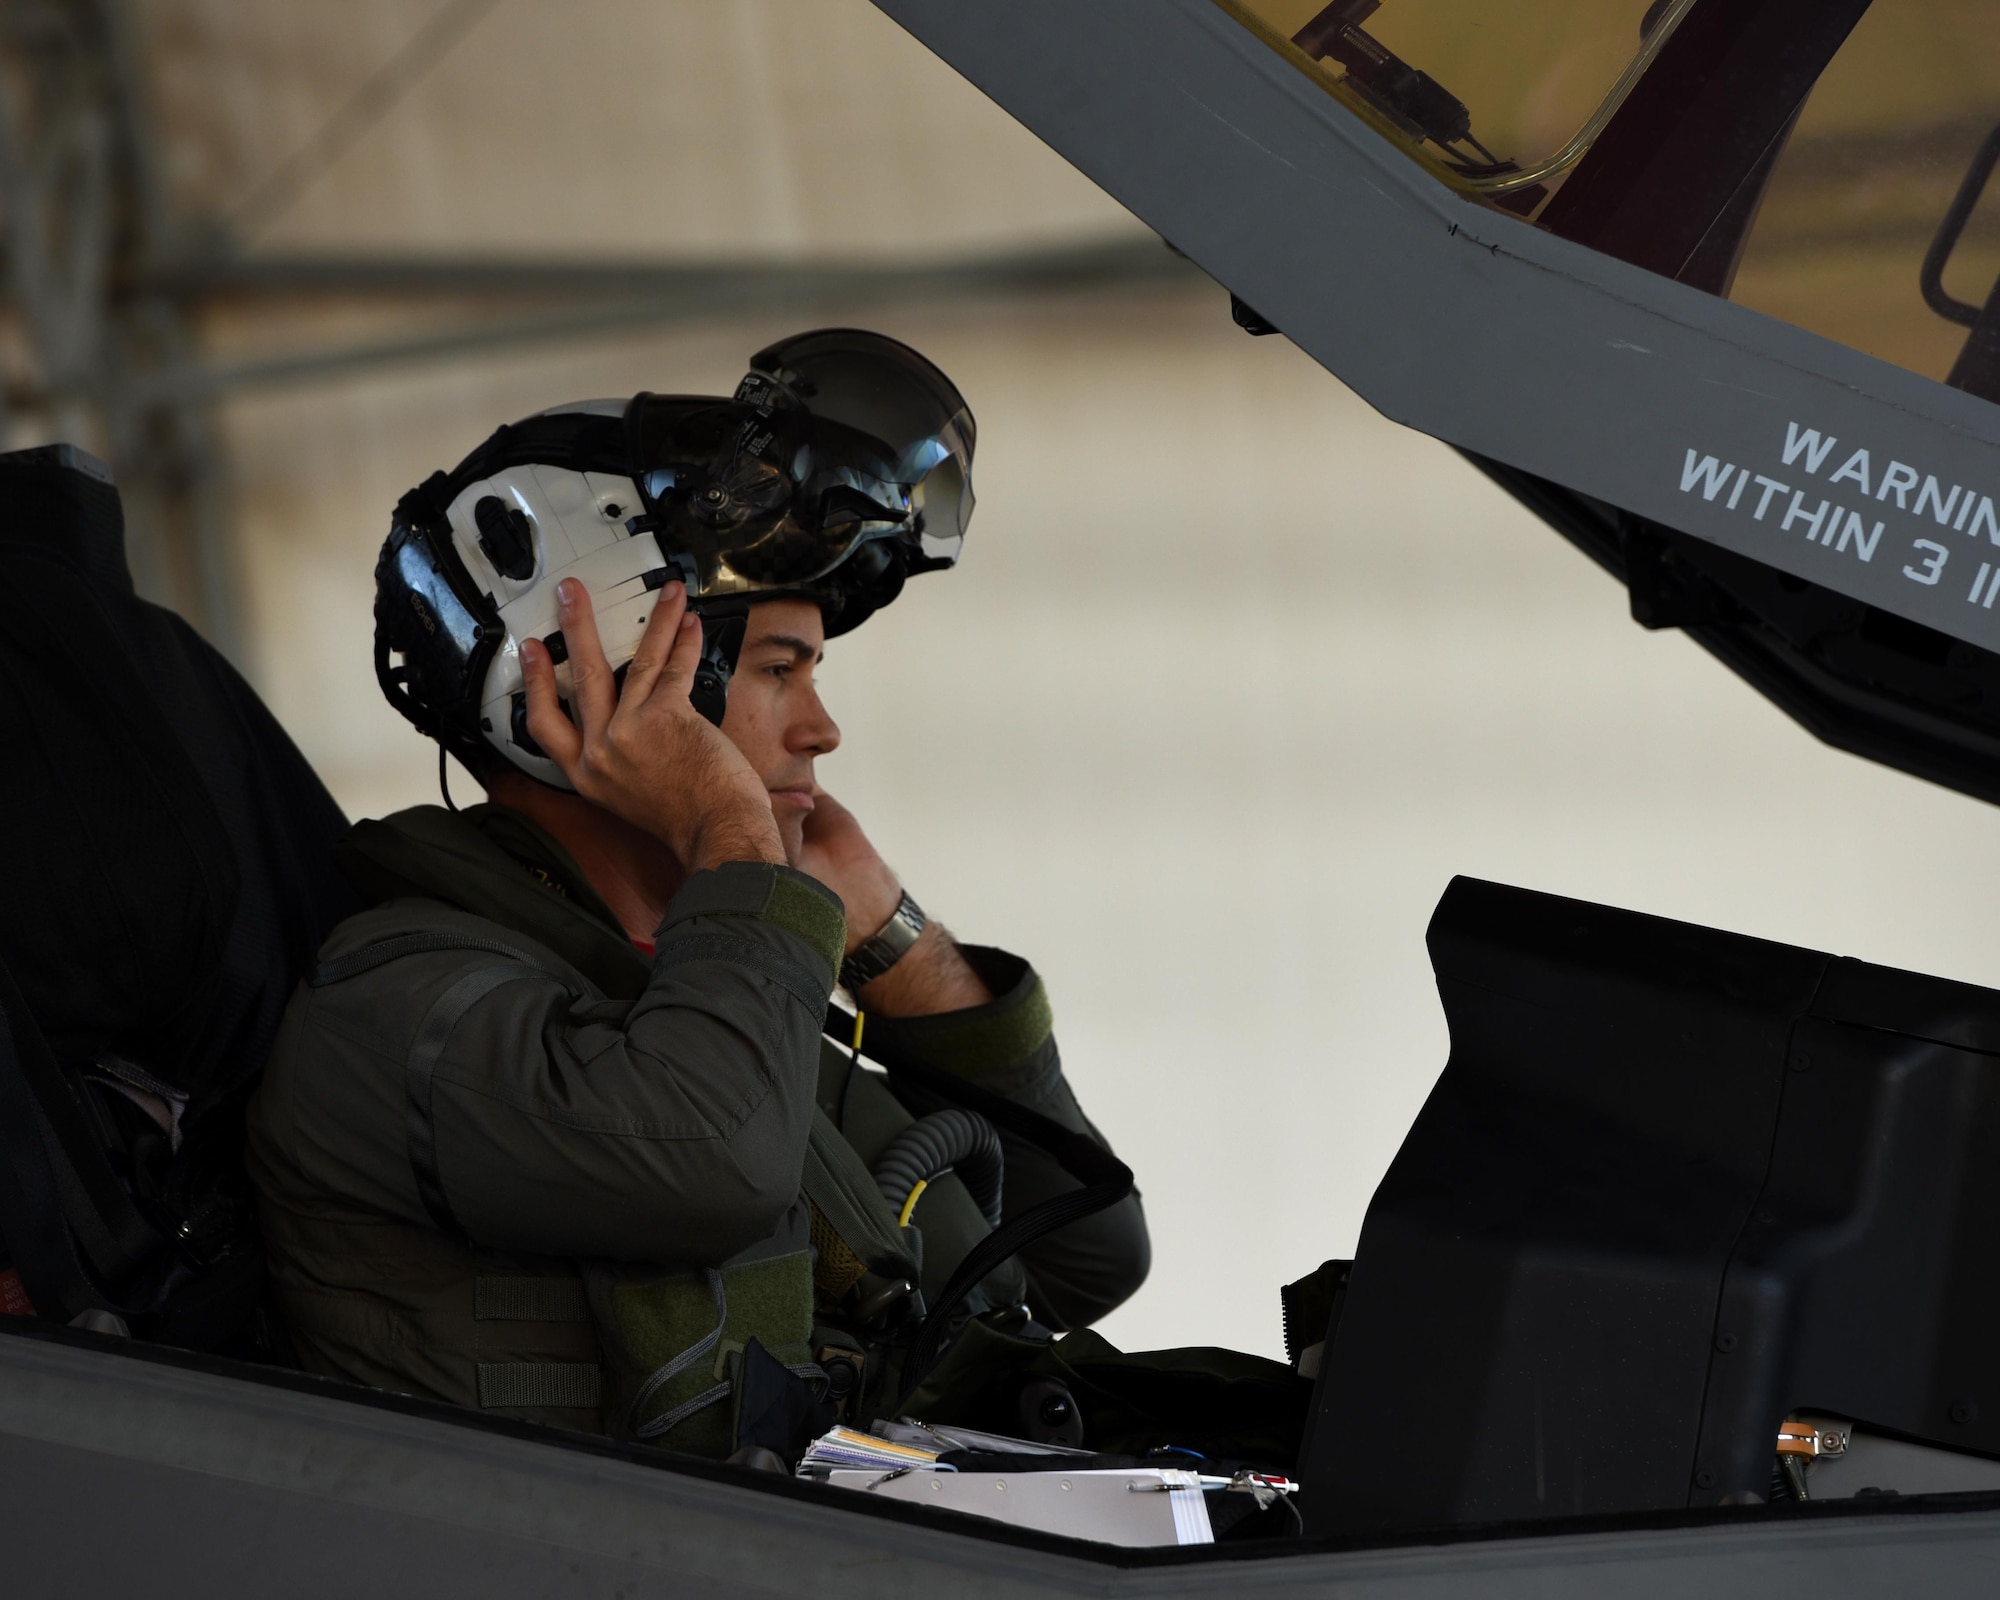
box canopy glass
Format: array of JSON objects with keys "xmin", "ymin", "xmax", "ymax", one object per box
[
  {"xmin": 1223, "ymin": 0, "xmax": 1685, "ymax": 203},
  {"xmin": 1220, "ymin": 1, "xmax": 2000, "ymax": 402}
]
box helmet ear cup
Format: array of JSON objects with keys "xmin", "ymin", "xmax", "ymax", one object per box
[
  {"xmin": 508, "ymin": 690, "xmax": 560, "ymax": 760},
  {"xmin": 474, "ymin": 494, "xmax": 536, "ymax": 581}
]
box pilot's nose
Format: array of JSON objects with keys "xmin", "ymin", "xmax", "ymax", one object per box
[{"xmin": 791, "ymin": 689, "xmax": 840, "ymax": 758}]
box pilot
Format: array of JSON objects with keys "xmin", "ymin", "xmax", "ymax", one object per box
[{"xmin": 245, "ymin": 329, "xmax": 1148, "ymax": 1456}]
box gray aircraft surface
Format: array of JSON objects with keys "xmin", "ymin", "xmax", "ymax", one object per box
[{"xmin": 8, "ymin": 1, "xmax": 2000, "ymax": 1593}]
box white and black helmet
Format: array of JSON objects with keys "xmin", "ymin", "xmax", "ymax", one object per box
[{"xmin": 374, "ymin": 328, "xmax": 975, "ymax": 787}]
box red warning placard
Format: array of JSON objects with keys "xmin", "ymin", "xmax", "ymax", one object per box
[{"xmin": 0, "ymin": 1268, "xmax": 35, "ymax": 1317}]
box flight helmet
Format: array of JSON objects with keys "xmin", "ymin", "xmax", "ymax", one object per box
[{"xmin": 373, "ymin": 328, "xmax": 975, "ymax": 788}]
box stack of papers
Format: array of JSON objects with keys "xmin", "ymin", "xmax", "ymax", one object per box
[
  {"xmin": 797, "ymin": 1419, "xmax": 1298, "ymax": 1547},
  {"xmin": 873, "ymin": 1418, "xmax": 1092, "ymax": 1459},
  {"xmin": 796, "ymin": 1426, "xmax": 952, "ymax": 1476},
  {"xmin": 798, "ymin": 1420, "xmax": 1215, "ymax": 1546}
]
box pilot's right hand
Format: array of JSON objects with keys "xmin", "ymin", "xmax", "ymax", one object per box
[{"xmin": 521, "ymin": 578, "xmax": 784, "ymax": 873}]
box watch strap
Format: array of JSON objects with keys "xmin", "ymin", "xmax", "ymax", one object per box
[{"xmin": 840, "ymin": 891, "xmax": 926, "ymax": 991}]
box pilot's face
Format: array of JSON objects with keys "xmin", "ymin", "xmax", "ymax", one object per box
[{"xmin": 719, "ymin": 598, "xmax": 840, "ymax": 863}]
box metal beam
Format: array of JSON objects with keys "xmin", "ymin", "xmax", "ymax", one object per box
[
  {"xmin": 147, "ymin": 235, "xmax": 1187, "ymax": 302},
  {"xmin": 0, "ymin": 0, "xmax": 1187, "ymax": 675},
  {"xmin": 125, "ymin": 237, "xmax": 1199, "ymax": 403}
]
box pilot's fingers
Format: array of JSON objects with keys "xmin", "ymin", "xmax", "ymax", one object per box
[
  {"xmin": 618, "ymin": 580, "xmax": 687, "ymax": 706},
  {"xmin": 657, "ymin": 605, "xmax": 704, "ymax": 703},
  {"xmin": 519, "ymin": 636, "xmax": 583, "ymax": 771},
  {"xmin": 554, "ymin": 579, "xmax": 617, "ymax": 736}
]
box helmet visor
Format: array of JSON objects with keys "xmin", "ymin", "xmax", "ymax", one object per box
[
  {"xmin": 623, "ymin": 330, "xmax": 974, "ymax": 600},
  {"xmin": 747, "ymin": 328, "xmax": 976, "ymax": 561}
]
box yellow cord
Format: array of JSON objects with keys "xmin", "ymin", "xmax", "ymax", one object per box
[
  {"xmin": 836, "ymin": 1010, "xmax": 866, "ymax": 1134},
  {"xmin": 897, "ymin": 1178, "xmax": 928, "ymax": 1229}
]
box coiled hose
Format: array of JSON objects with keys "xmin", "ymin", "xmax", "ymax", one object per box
[{"xmin": 872, "ymin": 1108, "xmax": 1004, "ymax": 1229}]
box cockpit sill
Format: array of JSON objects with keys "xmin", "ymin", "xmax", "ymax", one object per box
[{"xmin": 8, "ymin": 1311, "xmax": 2000, "ymax": 1571}]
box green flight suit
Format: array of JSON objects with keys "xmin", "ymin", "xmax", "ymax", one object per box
[{"xmin": 246, "ymin": 804, "xmax": 1148, "ymax": 1445}]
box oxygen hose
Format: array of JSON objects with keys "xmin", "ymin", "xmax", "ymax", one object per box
[
  {"xmin": 872, "ymin": 1109, "xmax": 1005, "ymax": 1230},
  {"xmin": 827, "ymin": 1002, "xmax": 1135, "ymax": 1403}
]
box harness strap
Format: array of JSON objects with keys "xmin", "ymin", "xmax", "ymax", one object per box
[
  {"xmin": 403, "ymin": 965, "xmax": 521, "ymax": 1236},
  {"xmin": 476, "ymin": 1362, "xmax": 603, "ymax": 1409},
  {"xmin": 475, "ymin": 1275, "xmax": 591, "ymax": 1322},
  {"xmin": 311, "ymin": 933, "xmax": 579, "ymax": 1240}
]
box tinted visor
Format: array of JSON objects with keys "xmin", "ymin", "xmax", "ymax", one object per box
[
  {"xmin": 752, "ymin": 328, "xmax": 976, "ymax": 536},
  {"xmin": 749, "ymin": 328, "xmax": 976, "ymax": 561},
  {"xmin": 623, "ymin": 330, "xmax": 974, "ymax": 599}
]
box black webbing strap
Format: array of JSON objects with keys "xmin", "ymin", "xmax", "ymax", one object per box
[
  {"xmin": 903, "ymin": 1170, "xmax": 1134, "ymax": 1398},
  {"xmin": 476, "ymin": 1361, "xmax": 604, "ymax": 1410},
  {"xmin": 475, "ymin": 1274, "xmax": 591, "ymax": 1322},
  {"xmin": 823, "ymin": 1004, "xmax": 1135, "ymax": 1399}
]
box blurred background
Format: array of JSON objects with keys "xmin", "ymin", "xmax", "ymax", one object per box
[{"xmin": 7, "ymin": 0, "xmax": 2000, "ymax": 1359}]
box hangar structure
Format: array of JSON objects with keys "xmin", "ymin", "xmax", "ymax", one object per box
[{"xmin": 0, "ymin": 0, "xmax": 1189, "ymax": 664}]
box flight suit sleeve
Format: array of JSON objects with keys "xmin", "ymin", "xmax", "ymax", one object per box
[
  {"xmin": 262, "ymin": 862, "xmax": 842, "ymax": 1265},
  {"xmin": 863, "ymin": 946, "xmax": 1150, "ymax": 1330}
]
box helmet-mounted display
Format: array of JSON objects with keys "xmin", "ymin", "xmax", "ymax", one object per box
[{"xmin": 374, "ymin": 328, "xmax": 974, "ymax": 788}]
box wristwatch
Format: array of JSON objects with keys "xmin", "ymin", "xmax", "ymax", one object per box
[{"xmin": 840, "ymin": 891, "xmax": 927, "ymax": 992}]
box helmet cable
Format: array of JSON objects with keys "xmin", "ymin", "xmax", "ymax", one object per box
[{"xmin": 437, "ymin": 736, "xmax": 460, "ymax": 814}]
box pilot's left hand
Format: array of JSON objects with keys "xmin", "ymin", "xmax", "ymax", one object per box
[
  {"xmin": 797, "ymin": 789, "xmax": 901, "ymax": 955},
  {"xmin": 797, "ymin": 789, "xmax": 993, "ymax": 1015}
]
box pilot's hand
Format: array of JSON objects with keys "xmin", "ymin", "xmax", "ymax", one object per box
[
  {"xmin": 797, "ymin": 790, "xmax": 901, "ymax": 954},
  {"xmin": 521, "ymin": 578, "xmax": 784, "ymax": 872},
  {"xmin": 799, "ymin": 791, "xmax": 993, "ymax": 1015}
]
